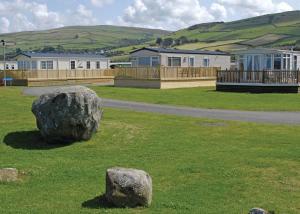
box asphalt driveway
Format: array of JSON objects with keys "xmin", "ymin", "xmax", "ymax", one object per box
[{"xmin": 23, "ymin": 86, "xmax": 300, "ymax": 125}]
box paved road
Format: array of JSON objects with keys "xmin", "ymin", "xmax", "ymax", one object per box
[{"xmin": 23, "ymin": 86, "xmax": 300, "ymax": 125}]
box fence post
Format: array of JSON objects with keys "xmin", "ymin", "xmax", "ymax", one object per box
[{"xmin": 262, "ymin": 70, "xmax": 265, "ymax": 84}]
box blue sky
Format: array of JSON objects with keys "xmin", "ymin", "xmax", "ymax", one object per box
[{"xmin": 0, "ymin": 0, "xmax": 299, "ymax": 33}]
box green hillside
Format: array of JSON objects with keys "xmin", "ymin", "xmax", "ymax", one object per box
[
  {"xmin": 169, "ymin": 10, "xmax": 300, "ymax": 52},
  {"xmin": 110, "ymin": 11, "xmax": 300, "ymax": 60},
  {"xmin": 0, "ymin": 25, "xmax": 170, "ymax": 53},
  {"xmin": 1, "ymin": 11, "xmax": 300, "ymax": 61}
]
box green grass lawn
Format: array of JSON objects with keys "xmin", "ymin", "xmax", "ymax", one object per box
[
  {"xmin": 91, "ymin": 86, "xmax": 300, "ymax": 112},
  {"xmin": 1, "ymin": 87, "xmax": 300, "ymax": 213}
]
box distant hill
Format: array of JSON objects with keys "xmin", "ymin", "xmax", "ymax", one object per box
[
  {"xmin": 1, "ymin": 11, "xmax": 300, "ymax": 61},
  {"xmin": 165, "ymin": 10, "xmax": 300, "ymax": 52},
  {"xmin": 0, "ymin": 25, "xmax": 170, "ymax": 53}
]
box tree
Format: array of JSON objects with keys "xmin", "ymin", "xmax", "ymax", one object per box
[
  {"xmin": 56, "ymin": 45, "xmax": 65, "ymax": 53},
  {"xmin": 16, "ymin": 48, "xmax": 22, "ymax": 54},
  {"xmin": 41, "ymin": 46, "xmax": 56, "ymax": 53},
  {"xmin": 162, "ymin": 38, "xmax": 174, "ymax": 47},
  {"xmin": 156, "ymin": 37, "xmax": 163, "ymax": 46},
  {"xmin": 179, "ymin": 36, "xmax": 189, "ymax": 44}
]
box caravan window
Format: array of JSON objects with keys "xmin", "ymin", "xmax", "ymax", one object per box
[
  {"xmin": 283, "ymin": 54, "xmax": 291, "ymax": 70},
  {"xmin": 151, "ymin": 57, "xmax": 160, "ymax": 67},
  {"xmin": 138, "ymin": 57, "xmax": 151, "ymax": 66},
  {"xmin": 47, "ymin": 61, "xmax": 53, "ymax": 69},
  {"xmin": 246, "ymin": 56, "xmax": 253, "ymax": 71},
  {"xmin": 189, "ymin": 57, "xmax": 195, "ymax": 67},
  {"xmin": 203, "ymin": 58, "xmax": 210, "ymax": 67},
  {"xmin": 294, "ymin": 56, "xmax": 298, "ymax": 70},
  {"xmin": 265, "ymin": 54, "xmax": 272, "ymax": 70},
  {"xmin": 168, "ymin": 57, "xmax": 181, "ymax": 67},
  {"xmin": 32, "ymin": 61, "xmax": 37, "ymax": 70},
  {"xmin": 254, "ymin": 55, "xmax": 260, "ymax": 71},
  {"xmin": 96, "ymin": 61, "xmax": 100, "ymax": 69},
  {"xmin": 274, "ymin": 54, "xmax": 282, "ymax": 70},
  {"xmin": 71, "ymin": 61, "xmax": 76, "ymax": 69}
]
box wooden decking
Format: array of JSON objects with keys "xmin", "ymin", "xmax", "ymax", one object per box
[
  {"xmin": 114, "ymin": 67, "xmax": 219, "ymax": 89},
  {"xmin": 0, "ymin": 69, "xmax": 116, "ymax": 86},
  {"xmin": 114, "ymin": 67, "xmax": 218, "ymax": 80},
  {"xmin": 216, "ymin": 70, "xmax": 300, "ymax": 93}
]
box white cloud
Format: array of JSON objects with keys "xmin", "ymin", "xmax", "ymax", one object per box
[
  {"xmin": 217, "ymin": 0, "xmax": 294, "ymax": 17},
  {"xmin": 0, "ymin": 0, "xmax": 98, "ymax": 33},
  {"xmin": 0, "ymin": 17, "xmax": 10, "ymax": 33},
  {"xmin": 117, "ymin": 0, "xmax": 215, "ymax": 30},
  {"xmin": 91, "ymin": 0, "xmax": 114, "ymax": 7},
  {"xmin": 0, "ymin": 0, "xmax": 296, "ymax": 33},
  {"xmin": 70, "ymin": 4, "xmax": 98, "ymax": 25},
  {"xmin": 210, "ymin": 3, "xmax": 227, "ymax": 20},
  {"xmin": 115, "ymin": 0, "xmax": 295, "ymax": 30}
]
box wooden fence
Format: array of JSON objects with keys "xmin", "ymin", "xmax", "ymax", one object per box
[
  {"xmin": 217, "ymin": 70, "xmax": 300, "ymax": 85},
  {"xmin": 0, "ymin": 67, "xmax": 219, "ymax": 81},
  {"xmin": 114, "ymin": 67, "xmax": 219, "ymax": 80},
  {"xmin": 0, "ymin": 69, "xmax": 116, "ymax": 80}
]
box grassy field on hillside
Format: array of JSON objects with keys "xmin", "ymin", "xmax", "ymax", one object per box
[
  {"xmin": 0, "ymin": 25, "xmax": 169, "ymax": 52},
  {"xmin": 91, "ymin": 86, "xmax": 300, "ymax": 112},
  {"xmin": 168, "ymin": 11, "xmax": 300, "ymax": 52},
  {"xmin": 0, "ymin": 87, "xmax": 300, "ymax": 213}
]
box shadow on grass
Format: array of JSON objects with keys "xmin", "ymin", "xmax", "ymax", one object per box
[
  {"xmin": 82, "ymin": 194, "xmax": 115, "ymax": 209},
  {"xmin": 3, "ymin": 131, "xmax": 69, "ymax": 150}
]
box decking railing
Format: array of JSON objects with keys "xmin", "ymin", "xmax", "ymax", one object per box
[
  {"xmin": 0, "ymin": 69, "xmax": 116, "ymax": 80},
  {"xmin": 217, "ymin": 70, "xmax": 300, "ymax": 85},
  {"xmin": 0, "ymin": 67, "xmax": 219, "ymax": 81},
  {"xmin": 114, "ymin": 67, "xmax": 219, "ymax": 80}
]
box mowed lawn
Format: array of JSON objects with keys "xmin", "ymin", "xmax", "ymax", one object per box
[
  {"xmin": 1, "ymin": 87, "xmax": 300, "ymax": 213},
  {"xmin": 90, "ymin": 86, "xmax": 300, "ymax": 111}
]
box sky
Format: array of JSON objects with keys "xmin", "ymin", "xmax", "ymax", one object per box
[{"xmin": 0, "ymin": 0, "xmax": 299, "ymax": 33}]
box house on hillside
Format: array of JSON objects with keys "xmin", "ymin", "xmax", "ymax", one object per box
[
  {"xmin": 216, "ymin": 48, "xmax": 300, "ymax": 93},
  {"xmin": 130, "ymin": 47, "xmax": 231, "ymax": 70},
  {"xmin": 14, "ymin": 52, "xmax": 110, "ymax": 70}
]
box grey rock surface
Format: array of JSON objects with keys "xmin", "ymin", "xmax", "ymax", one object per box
[
  {"xmin": 0, "ymin": 168, "xmax": 18, "ymax": 182},
  {"xmin": 249, "ymin": 208, "xmax": 268, "ymax": 214},
  {"xmin": 105, "ymin": 167, "xmax": 152, "ymax": 207},
  {"xmin": 32, "ymin": 86, "xmax": 103, "ymax": 143}
]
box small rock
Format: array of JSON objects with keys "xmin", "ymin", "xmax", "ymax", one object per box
[
  {"xmin": 32, "ymin": 86, "xmax": 103, "ymax": 143},
  {"xmin": 105, "ymin": 167, "xmax": 152, "ymax": 208},
  {"xmin": 249, "ymin": 208, "xmax": 269, "ymax": 214},
  {"xmin": 0, "ymin": 168, "xmax": 18, "ymax": 182}
]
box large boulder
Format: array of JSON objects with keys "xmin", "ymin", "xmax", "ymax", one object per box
[
  {"xmin": 0, "ymin": 168, "xmax": 18, "ymax": 182},
  {"xmin": 32, "ymin": 86, "xmax": 103, "ymax": 143},
  {"xmin": 105, "ymin": 167, "xmax": 152, "ymax": 208},
  {"xmin": 249, "ymin": 208, "xmax": 269, "ymax": 214}
]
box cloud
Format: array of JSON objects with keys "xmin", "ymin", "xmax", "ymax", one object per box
[
  {"xmin": 0, "ymin": 0, "xmax": 98, "ymax": 33},
  {"xmin": 116, "ymin": 0, "xmax": 294, "ymax": 30},
  {"xmin": 69, "ymin": 4, "xmax": 98, "ymax": 25},
  {"xmin": 210, "ymin": 3, "xmax": 227, "ymax": 20},
  {"xmin": 217, "ymin": 0, "xmax": 294, "ymax": 17},
  {"xmin": 117, "ymin": 0, "xmax": 215, "ymax": 30},
  {"xmin": 0, "ymin": 17, "xmax": 10, "ymax": 33},
  {"xmin": 91, "ymin": 0, "xmax": 114, "ymax": 7}
]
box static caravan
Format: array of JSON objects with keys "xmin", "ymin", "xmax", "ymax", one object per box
[
  {"xmin": 216, "ymin": 48, "xmax": 300, "ymax": 93},
  {"xmin": 130, "ymin": 47, "xmax": 231, "ymax": 70},
  {"xmin": 14, "ymin": 52, "xmax": 110, "ymax": 71},
  {"xmin": 236, "ymin": 48, "xmax": 300, "ymax": 71}
]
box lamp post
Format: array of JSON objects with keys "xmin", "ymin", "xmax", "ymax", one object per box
[
  {"xmin": 1, "ymin": 40, "xmax": 6, "ymax": 87},
  {"xmin": 1, "ymin": 40, "xmax": 15, "ymax": 87}
]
